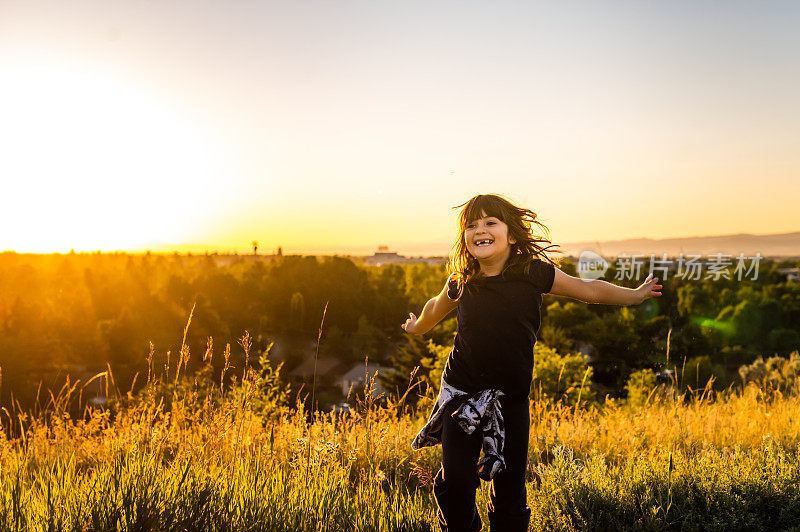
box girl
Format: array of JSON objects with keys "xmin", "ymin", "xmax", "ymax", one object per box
[{"xmin": 402, "ymin": 193, "xmax": 662, "ymax": 532}]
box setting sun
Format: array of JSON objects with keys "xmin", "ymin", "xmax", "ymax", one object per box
[{"xmin": 0, "ymin": 57, "xmax": 233, "ymax": 252}]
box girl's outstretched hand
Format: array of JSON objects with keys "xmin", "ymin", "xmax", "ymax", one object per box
[
  {"xmin": 634, "ymin": 273, "xmax": 662, "ymax": 304},
  {"xmin": 401, "ymin": 312, "xmax": 420, "ymax": 334}
]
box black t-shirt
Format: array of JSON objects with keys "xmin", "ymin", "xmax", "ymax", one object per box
[{"xmin": 441, "ymin": 259, "xmax": 556, "ymax": 401}]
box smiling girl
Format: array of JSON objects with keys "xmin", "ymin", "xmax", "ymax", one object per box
[{"xmin": 404, "ymin": 193, "xmax": 662, "ymax": 532}]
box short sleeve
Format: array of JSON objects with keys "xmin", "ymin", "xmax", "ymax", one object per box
[
  {"xmin": 446, "ymin": 273, "xmax": 461, "ymax": 301},
  {"xmin": 528, "ymin": 259, "xmax": 556, "ymax": 294}
]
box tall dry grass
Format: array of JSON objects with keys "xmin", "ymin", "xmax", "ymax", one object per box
[{"xmin": 0, "ymin": 306, "xmax": 799, "ymax": 530}]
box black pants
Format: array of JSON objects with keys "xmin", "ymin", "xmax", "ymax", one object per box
[{"xmin": 433, "ymin": 393, "xmax": 532, "ymax": 532}]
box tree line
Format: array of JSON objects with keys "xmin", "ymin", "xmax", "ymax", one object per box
[{"xmin": 0, "ymin": 251, "xmax": 798, "ymax": 414}]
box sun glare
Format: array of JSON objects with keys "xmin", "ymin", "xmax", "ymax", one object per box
[{"xmin": 0, "ymin": 58, "xmax": 230, "ymax": 253}]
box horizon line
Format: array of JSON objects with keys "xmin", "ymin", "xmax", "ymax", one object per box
[{"xmin": 3, "ymin": 228, "xmax": 800, "ymax": 257}]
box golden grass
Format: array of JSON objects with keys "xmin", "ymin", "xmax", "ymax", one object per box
[{"xmin": 1, "ymin": 308, "xmax": 799, "ymax": 530}]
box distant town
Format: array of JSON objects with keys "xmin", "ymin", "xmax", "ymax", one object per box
[
  {"xmin": 137, "ymin": 244, "xmax": 450, "ymax": 268},
  {"xmin": 105, "ymin": 230, "xmax": 800, "ymax": 261}
]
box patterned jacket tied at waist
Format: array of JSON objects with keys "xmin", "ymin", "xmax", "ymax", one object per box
[{"xmin": 411, "ymin": 377, "xmax": 506, "ymax": 481}]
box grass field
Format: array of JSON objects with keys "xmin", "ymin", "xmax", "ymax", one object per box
[{"xmin": 1, "ymin": 327, "xmax": 799, "ymax": 531}]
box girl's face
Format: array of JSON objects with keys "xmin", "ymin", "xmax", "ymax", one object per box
[{"xmin": 464, "ymin": 211, "xmax": 516, "ymax": 265}]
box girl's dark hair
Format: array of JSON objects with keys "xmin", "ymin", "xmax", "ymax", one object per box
[{"xmin": 447, "ymin": 193, "xmax": 563, "ymax": 293}]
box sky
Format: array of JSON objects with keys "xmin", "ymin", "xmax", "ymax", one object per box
[{"xmin": 1, "ymin": 0, "xmax": 799, "ymax": 256}]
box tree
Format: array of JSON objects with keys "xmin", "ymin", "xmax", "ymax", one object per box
[
  {"xmin": 369, "ymin": 264, "xmax": 409, "ymax": 332},
  {"xmin": 624, "ymin": 369, "xmax": 657, "ymax": 408},
  {"xmin": 531, "ymin": 344, "xmax": 596, "ymax": 406},
  {"xmin": 350, "ymin": 315, "xmax": 385, "ymax": 362},
  {"xmin": 378, "ymin": 333, "xmax": 439, "ymax": 408},
  {"xmin": 290, "ymin": 292, "xmax": 305, "ymax": 332},
  {"xmin": 405, "ymin": 263, "xmax": 448, "ymax": 311},
  {"xmin": 320, "ymin": 325, "xmax": 349, "ymax": 361}
]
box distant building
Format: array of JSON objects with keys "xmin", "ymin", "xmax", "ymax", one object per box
[
  {"xmin": 364, "ymin": 245, "xmax": 405, "ymax": 266},
  {"xmin": 338, "ymin": 363, "xmax": 390, "ymax": 398},
  {"xmin": 364, "ymin": 245, "xmax": 447, "ymax": 266},
  {"xmin": 288, "ymin": 356, "xmax": 344, "ymax": 380},
  {"xmin": 266, "ymin": 334, "xmax": 317, "ymax": 364}
]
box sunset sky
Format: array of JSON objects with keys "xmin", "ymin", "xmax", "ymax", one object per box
[{"xmin": 2, "ymin": 1, "xmax": 799, "ymax": 256}]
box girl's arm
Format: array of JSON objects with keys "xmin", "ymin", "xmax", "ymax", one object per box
[
  {"xmin": 550, "ymin": 268, "xmax": 662, "ymax": 305},
  {"xmin": 401, "ymin": 277, "xmax": 459, "ymax": 335}
]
